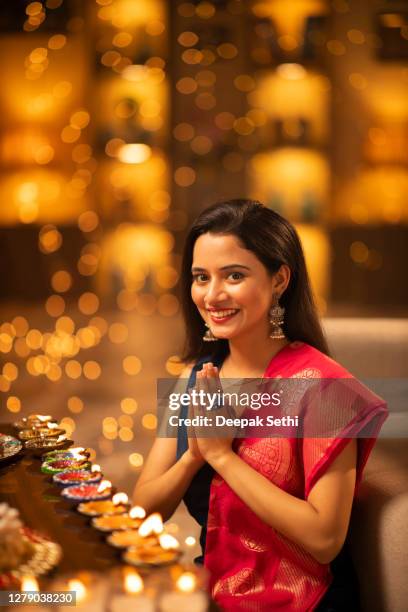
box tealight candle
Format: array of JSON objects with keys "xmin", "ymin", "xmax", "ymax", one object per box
[
  {"xmin": 109, "ymin": 570, "xmax": 154, "ymax": 612},
  {"xmin": 159, "ymin": 573, "xmax": 208, "ymax": 612}
]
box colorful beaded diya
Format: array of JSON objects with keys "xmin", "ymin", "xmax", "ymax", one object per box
[
  {"xmin": 24, "ymin": 437, "xmax": 72, "ymax": 452},
  {"xmin": 77, "ymin": 500, "xmax": 130, "ymax": 517},
  {"xmin": 43, "ymin": 448, "xmax": 90, "ymax": 462},
  {"xmin": 19, "ymin": 427, "xmax": 66, "ymax": 441},
  {"xmin": 61, "ymin": 483, "xmax": 112, "ymax": 502},
  {"xmin": 41, "ymin": 459, "xmax": 91, "ymax": 475},
  {"xmin": 91, "ymin": 514, "xmax": 142, "ymax": 532},
  {"xmin": 53, "ymin": 470, "xmax": 102, "ymax": 486}
]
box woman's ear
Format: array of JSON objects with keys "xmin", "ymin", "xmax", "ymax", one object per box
[{"xmin": 272, "ymin": 264, "xmax": 291, "ymax": 295}]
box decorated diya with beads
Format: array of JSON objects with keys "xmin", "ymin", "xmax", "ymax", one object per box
[
  {"xmin": 43, "ymin": 448, "xmax": 90, "ymax": 462},
  {"xmin": 24, "ymin": 436, "xmax": 72, "ymax": 453},
  {"xmin": 18, "ymin": 427, "xmax": 65, "ymax": 441},
  {"xmin": 53, "ymin": 469, "xmax": 102, "ymax": 486},
  {"xmin": 61, "ymin": 480, "xmax": 113, "ymax": 502},
  {"xmin": 41, "ymin": 459, "xmax": 91, "ymax": 475},
  {"xmin": 77, "ymin": 494, "xmax": 130, "ymax": 517}
]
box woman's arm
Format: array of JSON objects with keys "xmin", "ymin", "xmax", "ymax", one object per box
[
  {"xmin": 132, "ymin": 438, "xmax": 204, "ymax": 521},
  {"xmin": 132, "ymin": 364, "xmax": 205, "ymax": 521},
  {"xmin": 206, "ymin": 439, "xmax": 357, "ymax": 565}
]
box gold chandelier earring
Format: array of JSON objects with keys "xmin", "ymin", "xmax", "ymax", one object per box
[
  {"xmin": 203, "ymin": 323, "xmax": 218, "ymax": 342},
  {"xmin": 269, "ymin": 300, "xmax": 286, "ymax": 339}
]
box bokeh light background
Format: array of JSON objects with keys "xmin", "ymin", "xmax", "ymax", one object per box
[{"xmin": 0, "ymin": 0, "xmax": 407, "ymax": 548}]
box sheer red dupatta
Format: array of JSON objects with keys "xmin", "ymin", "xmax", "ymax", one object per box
[{"xmin": 204, "ymin": 342, "xmax": 388, "ymax": 612}]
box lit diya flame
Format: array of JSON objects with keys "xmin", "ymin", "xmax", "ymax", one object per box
[
  {"xmin": 129, "ymin": 505, "xmax": 146, "ymax": 519},
  {"xmin": 21, "ymin": 575, "xmax": 40, "ymax": 592},
  {"xmin": 97, "ymin": 480, "xmax": 111, "ymax": 493},
  {"xmin": 34, "ymin": 415, "xmax": 53, "ymax": 423},
  {"xmin": 123, "ymin": 569, "xmax": 144, "ymax": 594},
  {"xmin": 56, "ymin": 434, "xmax": 67, "ymax": 443},
  {"xmin": 159, "ymin": 533, "xmax": 180, "ymax": 550},
  {"xmin": 47, "ymin": 421, "xmax": 60, "ymax": 430},
  {"xmin": 70, "ymin": 447, "xmax": 87, "ymax": 460},
  {"xmin": 68, "ymin": 579, "xmax": 87, "ymax": 603},
  {"xmin": 138, "ymin": 512, "xmax": 163, "ymax": 537},
  {"xmin": 91, "ymin": 464, "xmax": 101, "ymax": 473},
  {"xmin": 112, "ymin": 492, "xmax": 128, "ymax": 505},
  {"xmin": 176, "ymin": 572, "xmax": 197, "ymax": 593}
]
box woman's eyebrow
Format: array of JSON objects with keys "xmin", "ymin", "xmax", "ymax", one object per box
[{"xmin": 191, "ymin": 264, "xmax": 250, "ymax": 272}]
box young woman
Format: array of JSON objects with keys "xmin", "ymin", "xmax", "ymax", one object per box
[{"xmin": 133, "ymin": 199, "xmax": 387, "ymax": 611}]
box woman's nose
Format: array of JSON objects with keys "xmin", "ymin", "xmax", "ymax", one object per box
[{"xmin": 205, "ymin": 280, "xmax": 228, "ymax": 304}]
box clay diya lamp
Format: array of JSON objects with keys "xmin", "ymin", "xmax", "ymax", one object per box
[
  {"xmin": 41, "ymin": 458, "xmax": 91, "ymax": 475},
  {"xmin": 91, "ymin": 506, "xmax": 146, "ymax": 532},
  {"xmin": 43, "ymin": 447, "xmax": 90, "ymax": 463},
  {"xmin": 77, "ymin": 493, "xmax": 130, "ymax": 517},
  {"xmin": 18, "ymin": 426, "xmax": 65, "ymax": 441},
  {"xmin": 61, "ymin": 480, "xmax": 113, "ymax": 502},
  {"xmin": 106, "ymin": 530, "xmax": 158, "ymax": 549},
  {"xmin": 14, "ymin": 415, "xmax": 55, "ymax": 429},
  {"xmin": 24, "ymin": 435, "xmax": 72, "ymax": 454},
  {"xmin": 53, "ymin": 466, "xmax": 102, "ymax": 487}
]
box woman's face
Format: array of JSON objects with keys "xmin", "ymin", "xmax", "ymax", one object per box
[{"xmin": 191, "ymin": 232, "xmax": 283, "ymax": 341}]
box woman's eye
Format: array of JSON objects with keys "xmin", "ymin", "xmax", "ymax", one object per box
[
  {"xmin": 228, "ymin": 272, "xmax": 244, "ymax": 281},
  {"xmin": 192, "ymin": 273, "xmax": 208, "ymax": 283}
]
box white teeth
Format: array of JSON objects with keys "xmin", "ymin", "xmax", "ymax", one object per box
[{"xmin": 209, "ymin": 309, "xmax": 238, "ymax": 318}]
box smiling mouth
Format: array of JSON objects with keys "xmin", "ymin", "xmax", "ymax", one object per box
[{"xmin": 207, "ymin": 309, "xmax": 239, "ymax": 323}]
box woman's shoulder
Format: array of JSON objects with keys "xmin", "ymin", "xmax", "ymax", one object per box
[{"xmin": 277, "ymin": 341, "xmax": 353, "ymax": 379}]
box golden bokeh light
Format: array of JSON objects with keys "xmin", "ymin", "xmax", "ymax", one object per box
[
  {"xmin": 51, "ymin": 271, "xmax": 73, "ymax": 293},
  {"xmin": 39, "ymin": 226, "xmax": 62, "ymax": 254},
  {"xmin": 48, "ymin": 34, "xmax": 67, "ymax": 50},
  {"xmin": 3, "ymin": 362, "xmax": 18, "ymax": 382},
  {"xmin": 165, "ymin": 356, "xmax": 185, "ymax": 376},
  {"xmin": 121, "ymin": 398, "xmax": 138, "ymax": 414},
  {"xmin": 118, "ymin": 427, "xmax": 133, "ymax": 442},
  {"xmin": 60, "ymin": 417, "xmax": 75, "ymax": 436},
  {"xmin": 68, "ymin": 396, "xmax": 84, "ymax": 414},
  {"xmin": 178, "ymin": 31, "xmax": 199, "ymax": 47},
  {"xmin": 142, "ymin": 413, "xmax": 157, "ymax": 430},
  {"xmin": 129, "ymin": 453, "xmax": 144, "ymax": 468},
  {"xmin": 108, "ymin": 323, "xmax": 129, "ymax": 343},
  {"xmin": 7, "ymin": 396, "xmax": 21, "ymax": 413},
  {"xmin": 118, "ymin": 414, "xmax": 133, "ymax": 428},
  {"xmin": 78, "ymin": 293, "xmax": 100, "ymax": 315},
  {"xmin": 123, "ymin": 356, "xmax": 142, "ymax": 376},
  {"xmin": 78, "ymin": 211, "xmax": 99, "ymax": 232},
  {"xmin": 174, "ymin": 166, "xmax": 196, "ymax": 187},
  {"xmin": 45, "ymin": 295, "xmax": 65, "ymax": 317},
  {"xmin": 83, "ymin": 361, "xmax": 101, "ymax": 380},
  {"xmin": 65, "ymin": 360, "xmax": 82, "ymax": 379}
]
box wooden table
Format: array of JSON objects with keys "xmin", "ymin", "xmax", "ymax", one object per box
[
  {"xmin": 0, "ymin": 423, "xmax": 120, "ymax": 574},
  {"xmin": 0, "ymin": 424, "xmax": 219, "ymax": 610}
]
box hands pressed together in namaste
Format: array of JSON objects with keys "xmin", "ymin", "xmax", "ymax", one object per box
[{"xmin": 187, "ymin": 362, "xmax": 237, "ymax": 468}]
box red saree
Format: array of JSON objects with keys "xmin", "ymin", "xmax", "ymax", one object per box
[{"xmin": 204, "ymin": 341, "xmax": 388, "ymax": 611}]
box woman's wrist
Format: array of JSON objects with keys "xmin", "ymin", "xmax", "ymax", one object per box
[
  {"xmin": 180, "ymin": 448, "xmax": 205, "ymax": 470},
  {"xmin": 206, "ymin": 449, "xmax": 235, "ymax": 471}
]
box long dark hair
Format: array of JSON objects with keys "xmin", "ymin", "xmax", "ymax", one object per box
[{"xmin": 180, "ymin": 199, "xmax": 329, "ymax": 363}]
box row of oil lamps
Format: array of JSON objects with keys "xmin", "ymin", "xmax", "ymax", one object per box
[{"xmin": 15, "ymin": 414, "xmax": 209, "ymax": 612}]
